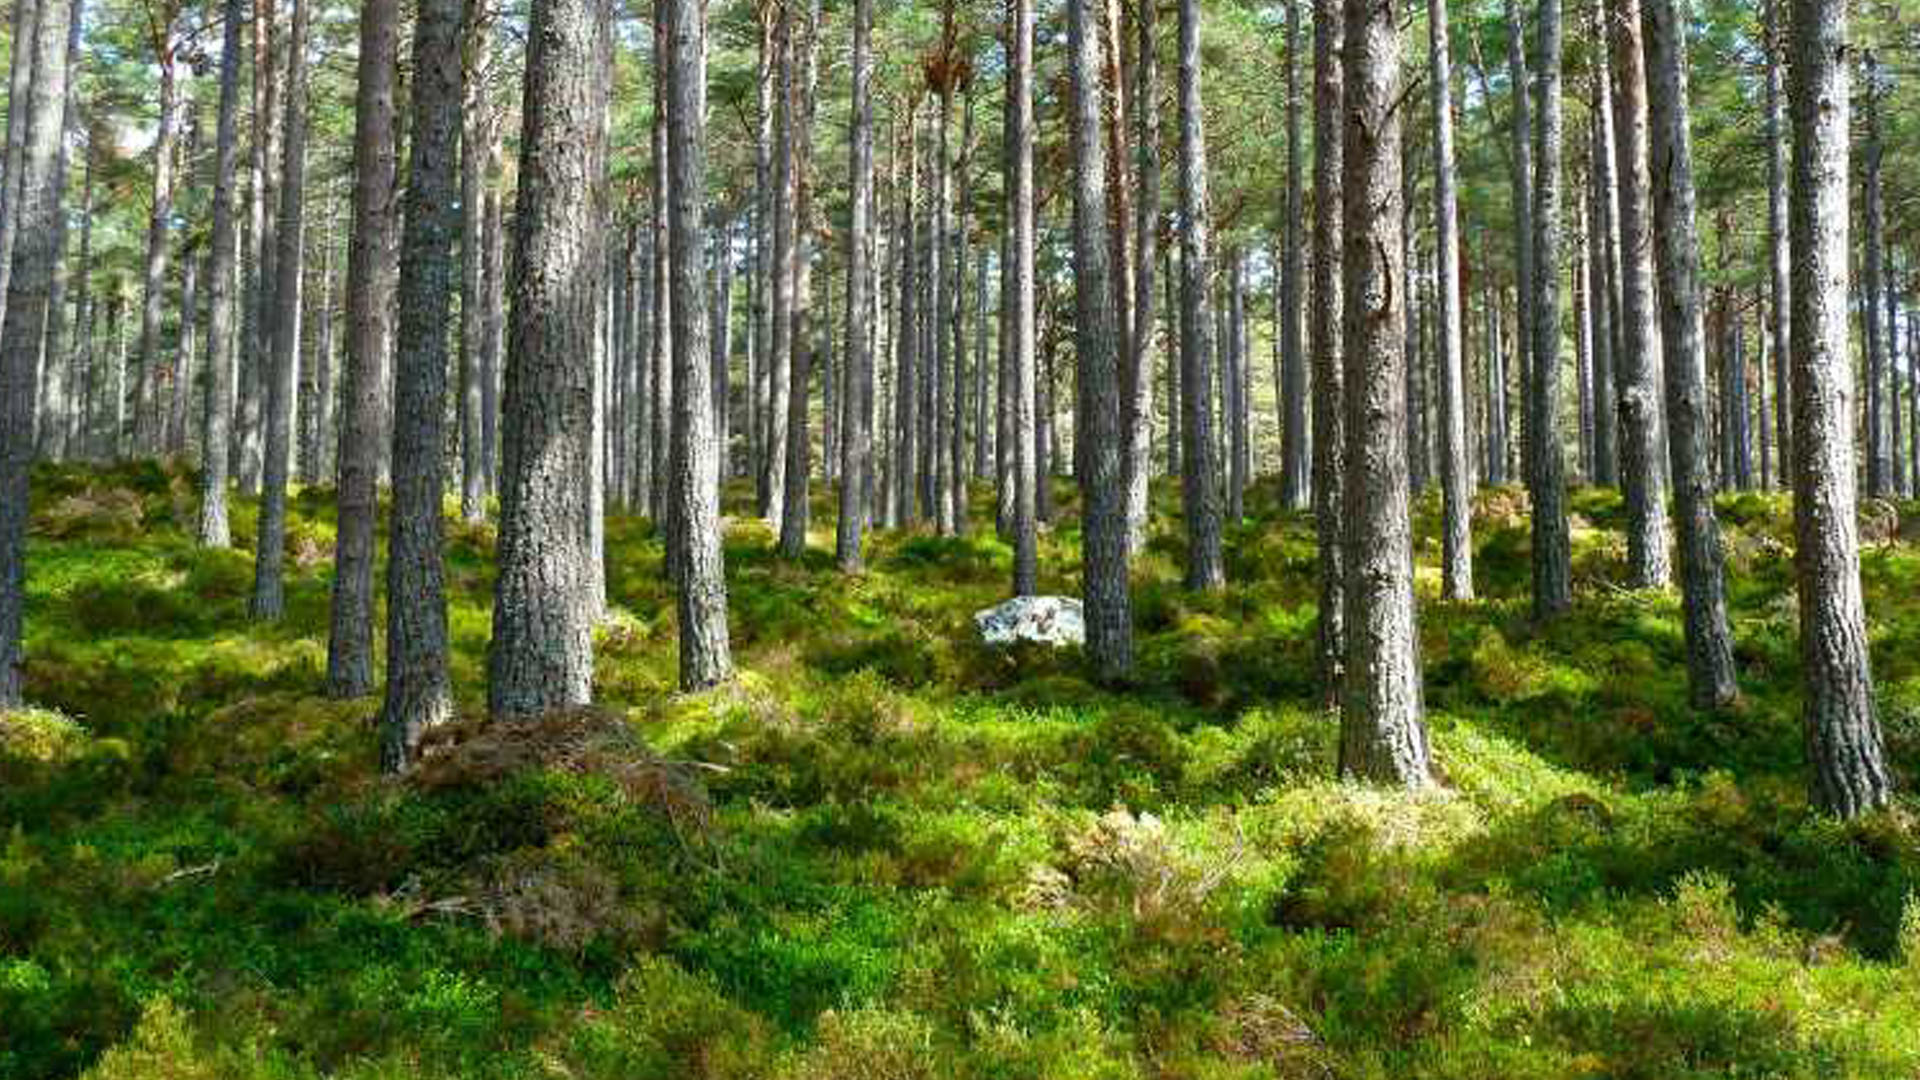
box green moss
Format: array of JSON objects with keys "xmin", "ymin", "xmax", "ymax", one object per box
[{"xmin": 4, "ymin": 462, "xmax": 1918, "ymax": 1078}]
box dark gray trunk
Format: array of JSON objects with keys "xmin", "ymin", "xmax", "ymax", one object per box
[
  {"xmin": 34, "ymin": 0, "xmax": 82, "ymax": 462},
  {"xmin": 1787, "ymin": 0, "xmax": 1891, "ymax": 817},
  {"xmin": 1311, "ymin": 0, "xmax": 1345, "ymax": 705},
  {"xmin": 0, "ymin": 0, "xmax": 73, "ymax": 706},
  {"xmin": 1528, "ymin": 0, "xmax": 1572, "ymax": 619},
  {"xmin": 381, "ymin": 0, "xmax": 462, "ymax": 770},
  {"xmin": 249, "ymin": 0, "xmax": 309, "ymax": 621},
  {"xmin": 487, "ymin": 0, "xmax": 609, "ymax": 717},
  {"xmin": 1504, "ymin": 0, "xmax": 1534, "ymax": 472},
  {"xmin": 320, "ymin": 0, "xmax": 391, "ymax": 687},
  {"xmin": 1861, "ymin": 52, "xmax": 1888, "ymax": 498},
  {"xmin": 1339, "ymin": 0, "xmax": 1432, "ymax": 787},
  {"xmin": 1764, "ymin": 0, "xmax": 1790, "ymax": 484},
  {"xmin": 1642, "ymin": 0, "xmax": 1738, "ymax": 711},
  {"xmin": 1176, "ymin": 0, "xmax": 1224, "ymax": 590},
  {"xmin": 1608, "ymin": 0, "xmax": 1673, "ymax": 589},
  {"xmin": 1279, "ymin": 0, "xmax": 1308, "ymax": 509},
  {"xmin": 1008, "ymin": 0, "xmax": 1038, "ymax": 594},
  {"xmin": 1429, "ymin": 0, "xmax": 1472, "ymax": 600},
  {"xmin": 1069, "ymin": 0, "xmax": 1134, "ymax": 679},
  {"xmin": 134, "ymin": 17, "xmax": 182, "ymax": 456},
  {"xmin": 836, "ymin": 0, "xmax": 875, "ymax": 571},
  {"xmin": 459, "ymin": 22, "xmax": 492, "ymax": 523},
  {"xmin": 665, "ymin": 0, "xmax": 734, "ymax": 689}
]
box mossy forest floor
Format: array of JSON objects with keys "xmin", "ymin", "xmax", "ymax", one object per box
[{"xmin": 5, "ymin": 461, "xmax": 1920, "ymax": 1078}]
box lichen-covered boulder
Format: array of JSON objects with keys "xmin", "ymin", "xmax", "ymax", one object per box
[{"xmin": 974, "ymin": 596, "xmax": 1085, "ymax": 648}]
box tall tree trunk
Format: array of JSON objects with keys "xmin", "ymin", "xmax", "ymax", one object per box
[
  {"xmin": 751, "ymin": 0, "xmax": 775, "ymax": 506},
  {"xmin": 1279, "ymin": 0, "xmax": 1309, "ymax": 509},
  {"xmin": 1311, "ymin": 0, "xmax": 1345, "ymax": 705},
  {"xmin": 483, "ymin": 179, "xmax": 504, "ymax": 494},
  {"xmin": 1763, "ymin": 0, "xmax": 1790, "ymax": 483},
  {"xmin": 35, "ymin": 0, "xmax": 82, "ymax": 463},
  {"xmin": 1339, "ymin": 0, "xmax": 1432, "ymax": 787},
  {"xmin": 1176, "ymin": 0, "xmax": 1224, "ymax": 591},
  {"xmin": 381, "ymin": 0, "xmax": 462, "ymax": 769},
  {"xmin": 0, "ymin": 0, "xmax": 72, "ymax": 705},
  {"xmin": 1587, "ymin": 42, "xmax": 1619, "ymax": 488},
  {"xmin": 1504, "ymin": 0, "xmax": 1534, "ymax": 473},
  {"xmin": 250, "ymin": 0, "xmax": 309, "ymax": 620},
  {"xmin": 895, "ymin": 106, "xmax": 921, "ymax": 529},
  {"xmin": 134, "ymin": 16, "xmax": 182, "ymax": 457},
  {"xmin": 1125, "ymin": 0, "xmax": 1161, "ymax": 551},
  {"xmin": 1642, "ymin": 0, "xmax": 1737, "ymax": 710},
  {"xmin": 649, "ymin": 67, "xmax": 673, "ymax": 527},
  {"xmin": 326, "ymin": 0, "xmax": 397, "ymax": 694},
  {"xmin": 1608, "ymin": 0, "xmax": 1672, "ymax": 589},
  {"xmin": 237, "ymin": 0, "xmax": 281, "ymax": 494},
  {"xmin": 488, "ymin": 0, "xmax": 609, "ymax": 716},
  {"xmin": 778, "ymin": 0, "xmax": 821, "ymax": 557},
  {"xmin": 1861, "ymin": 51, "xmax": 1888, "ymax": 498},
  {"xmin": 459, "ymin": 17, "xmax": 492, "ymax": 523},
  {"xmin": 1225, "ymin": 252, "xmax": 1248, "ymax": 520},
  {"xmin": 0, "ymin": 0, "xmax": 40, "ymax": 341},
  {"xmin": 1429, "ymin": 0, "xmax": 1472, "ymax": 600},
  {"xmin": 836, "ymin": 0, "xmax": 875, "ymax": 571},
  {"xmin": 1068, "ymin": 0, "xmax": 1134, "ymax": 680},
  {"xmin": 1008, "ymin": 0, "xmax": 1038, "ymax": 594},
  {"xmin": 665, "ymin": 0, "xmax": 733, "ymax": 689},
  {"xmin": 1527, "ymin": 0, "xmax": 1572, "ymax": 619},
  {"xmin": 1787, "ymin": 0, "xmax": 1891, "ymax": 817},
  {"xmin": 171, "ymin": 239, "xmax": 200, "ymax": 457},
  {"xmin": 763, "ymin": 7, "xmax": 796, "ymax": 530}
]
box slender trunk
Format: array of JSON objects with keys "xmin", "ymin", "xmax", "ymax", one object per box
[
  {"xmin": 0, "ymin": 0, "xmax": 41, "ymax": 341},
  {"xmin": 1505, "ymin": 0, "xmax": 1534, "ymax": 473},
  {"xmin": 1641, "ymin": 0, "xmax": 1737, "ymax": 710},
  {"xmin": 778, "ymin": 0, "xmax": 820, "ymax": 557},
  {"xmin": 1008, "ymin": 0, "xmax": 1037, "ymax": 594},
  {"xmin": 459, "ymin": 21, "xmax": 492, "ymax": 522},
  {"xmin": 1587, "ymin": 44, "xmax": 1619, "ymax": 488},
  {"xmin": 34, "ymin": 0, "xmax": 82, "ymax": 463},
  {"xmin": 666, "ymin": 0, "xmax": 734, "ymax": 688},
  {"xmin": 488, "ymin": 0, "xmax": 609, "ymax": 716},
  {"xmin": 1609, "ymin": 0, "xmax": 1673, "ymax": 589},
  {"xmin": 381, "ymin": 0, "xmax": 462, "ymax": 769},
  {"xmin": 1069, "ymin": 0, "xmax": 1133, "ymax": 678},
  {"xmin": 1279, "ymin": 0, "xmax": 1308, "ymax": 509},
  {"xmin": 1528, "ymin": 0, "xmax": 1572, "ymax": 619},
  {"xmin": 1430, "ymin": 0, "xmax": 1471, "ymax": 599},
  {"xmin": 1861, "ymin": 51, "xmax": 1888, "ymax": 498},
  {"xmin": 1125, "ymin": 0, "xmax": 1161, "ymax": 550},
  {"xmin": 763, "ymin": 9, "xmax": 796, "ymax": 529},
  {"xmin": 0, "ymin": 0, "xmax": 73, "ymax": 705},
  {"xmin": 1339, "ymin": 0, "xmax": 1432, "ymax": 787},
  {"xmin": 134, "ymin": 20, "xmax": 182, "ymax": 456},
  {"xmin": 1764, "ymin": 0, "xmax": 1790, "ymax": 482},
  {"xmin": 1786, "ymin": 0, "xmax": 1890, "ymax": 816},
  {"xmin": 1176, "ymin": 0, "xmax": 1224, "ymax": 590},
  {"xmin": 1311, "ymin": 0, "xmax": 1345, "ymax": 705},
  {"xmin": 250, "ymin": 0, "xmax": 310, "ymax": 620},
  {"xmin": 836, "ymin": 0, "xmax": 875, "ymax": 571}
]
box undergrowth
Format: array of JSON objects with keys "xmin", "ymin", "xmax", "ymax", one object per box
[{"xmin": 2, "ymin": 461, "xmax": 1917, "ymax": 1078}]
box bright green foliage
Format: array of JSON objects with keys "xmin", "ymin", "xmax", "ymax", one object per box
[{"xmin": 2, "ymin": 462, "xmax": 1918, "ymax": 1077}]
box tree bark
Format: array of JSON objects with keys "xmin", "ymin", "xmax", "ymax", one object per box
[
  {"xmin": 1586, "ymin": 43, "xmax": 1619, "ymax": 488},
  {"xmin": 1124, "ymin": 0, "xmax": 1161, "ymax": 551},
  {"xmin": 836, "ymin": 0, "xmax": 875, "ymax": 571},
  {"xmin": 665, "ymin": 0, "xmax": 734, "ymax": 689},
  {"xmin": 1642, "ymin": 0, "xmax": 1737, "ymax": 710},
  {"xmin": 1429, "ymin": 0, "xmax": 1472, "ymax": 600},
  {"xmin": 1763, "ymin": 0, "xmax": 1790, "ymax": 483},
  {"xmin": 1008, "ymin": 0, "xmax": 1038, "ymax": 595},
  {"xmin": 762, "ymin": 6, "xmax": 796, "ymax": 530},
  {"xmin": 134, "ymin": 10, "xmax": 183, "ymax": 456},
  {"xmin": 1069, "ymin": 0, "xmax": 1134, "ymax": 680},
  {"xmin": 1504, "ymin": 0, "xmax": 1534, "ymax": 474},
  {"xmin": 381, "ymin": 0, "xmax": 462, "ymax": 769},
  {"xmin": 34, "ymin": 0, "xmax": 82, "ymax": 463},
  {"xmin": 778, "ymin": 0, "xmax": 820, "ymax": 557},
  {"xmin": 1608, "ymin": 0, "xmax": 1672, "ymax": 590},
  {"xmin": 1311, "ymin": 0, "xmax": 1345, "ymax": 706},
  {"xmin": 0, "ymin": 0, "xmax": 72, "ymax": 706},
  {"xmin": 1527, "ymin": 0, "xmax": 1572, "ymax": 619},
  {"xmin": 325, "ymin": 0, "xmax": 397, "ymax": 695},
  {"xmin": 1339, "ymin": 0, "xmax": 1432, "ymax": 787},
  {"xmin": 1787, "ymin": 0, "xmax": 1891, "ymax": 817},
  {"xmin": 459, "ymin": 16, "xmax": 492, "ymax": 523},
  {"xmin": 1279, "ymin": 0, "xmax": 1309, "ymax": 509},
  {"xmin": 1861, "ymin": 51, "xmax": 1888, "ymax": 498},
  {"xmin": 488, "ymin": 0, "xmax": 609, "ymax": 717},
  {"xmin": 249, "ymin": 0, "xmax": 309, "ymax": 621},
  {"xmin": 1176, "ymin": 0, "xmax": 1224, "ymax": 591}
]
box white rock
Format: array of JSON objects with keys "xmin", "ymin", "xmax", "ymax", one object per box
[{"xmin": 974, "ymin": 595, "xmax": 1085, "ymax": 648}]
